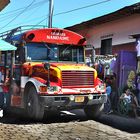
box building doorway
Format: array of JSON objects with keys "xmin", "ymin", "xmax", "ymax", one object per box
[{"xmin": 101, "ymin": 38, "xmax": 112, "ymax": 55}]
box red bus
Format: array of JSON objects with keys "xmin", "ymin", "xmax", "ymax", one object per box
[{"xmin": 0, "ymin": 27, "xmax": 106, "ymax": 120}]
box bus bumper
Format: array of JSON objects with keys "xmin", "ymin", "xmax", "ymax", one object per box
[{"xmin": 39, "ymin": 93, "xmax": 107, "ymax": 110}]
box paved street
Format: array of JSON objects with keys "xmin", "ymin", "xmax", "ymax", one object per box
[
  {"xmin": 0, "ymin": 119, "xmax": 139, "ymax": 140},
  {"xmin": 0, "ymin": 110, "xmax": 140, "ymax": 140}
]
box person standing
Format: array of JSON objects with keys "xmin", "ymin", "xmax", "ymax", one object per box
[
  {"xmin": 136, "ymin": 39, "xmax": 140, "ymax": 74},
  {"xmin": 137, "ymin": 74, "xmax": 140, "ymax": 104},
  {"xmin": 110, "ymin": 73, "xmax": 118, "ymax": 111},
  {"xmin": 104, "ymin": 82, "xmax": 112, "ymax": 114}
]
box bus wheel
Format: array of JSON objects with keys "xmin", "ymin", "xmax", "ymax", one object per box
[
  {"xmin": 84, "ymin": 104, "xmax": 104, "ymax": 119},
  {"xmin": 25, "ymin": 86, "xmax": 44, "ymax": 121}
]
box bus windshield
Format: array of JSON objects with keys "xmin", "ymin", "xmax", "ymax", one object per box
[{"xmin": 26, "ymin": 42, "xmax": 84, "ymax": 62}]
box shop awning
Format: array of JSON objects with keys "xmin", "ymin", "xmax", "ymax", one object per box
[{"xmin": 0, "ymin": 39, "xmax": 17, "ymax": 51}]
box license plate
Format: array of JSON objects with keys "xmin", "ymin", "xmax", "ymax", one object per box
[{"xmin": 75, "ymin": 96, "xmax": 84, "ymax": 103}]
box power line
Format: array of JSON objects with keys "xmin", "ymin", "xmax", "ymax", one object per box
[
  {"xmin": 0, "ymin": 0, "xmax": 46, "ymax": 16},
  {"xmin": 0, "ymin": 0, "xmax": 36, "ymax": 30},
  {"xmin": 13, "ymin": 2, "xmax": 47, "ymax": 26},
  {"xmin": 34, "ymin": 0, "xmax": 111, "ymax": 26},
  {"xmin": 2, "ymin": 0, "xmax": 111, "ymax": 28},
  {"xmin": 0, "ymin": 0, "xmax": 46, "ymax": 22},
  {"xmin": 0, "ymin": 0, "xmax": 49, "ymax": 31},
  {"xmin": 0, "ymin": 0, "xmax": 47, "ymax": 22},
  {"xmin": 55, "ymin": 0, "xmax": 111, "ymax": 16}
]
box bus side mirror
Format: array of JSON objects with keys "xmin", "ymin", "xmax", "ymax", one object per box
[
  {"xmin": 44, "ymin": 63, "xmax": 50, "ymax": 87},
  {"xmin": 20, "ymin": 47, "xmax": 26, "ymax": 63}
]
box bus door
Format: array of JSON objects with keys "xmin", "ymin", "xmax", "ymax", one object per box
[
  {"xmin": 9, "ymin": 46, "xmax": 26, "ymax": 107},
  {"xmin": 12, "ymin": 45, "xmax": 25, "ymax": 96}
]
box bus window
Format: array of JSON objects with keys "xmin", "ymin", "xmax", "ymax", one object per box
[
  {"xmin": 26, "ymin": 43, "xmax": 48, "ymax": 61},
  {"xmin": 26, "ymin": 43, "xmax": 58, "ymax": 61},
  {"xmin": 25, "ymin": 42, "xmax": 84, "ymax": 63},
  {"xmin": 59, "ymin": 46, "xmax": 72, "ymax": 61},
  {"xmin": 59, "ymin": 45, "xmax": 84, "ymax": 62},
  {"xmin": 79, "ymin": 48, "xmax": 84, "ymax": 62},
  {"xmin": 47, "ymin": 45, "xmax": 58, "ymax": 61}
]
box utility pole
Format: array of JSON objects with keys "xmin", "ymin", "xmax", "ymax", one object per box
[{"xmin": 48, "ymin": 0, "xmax": 54, "ymax": 28}]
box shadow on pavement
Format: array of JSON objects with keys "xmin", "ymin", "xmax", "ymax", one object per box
[
  {"xmin": 1, "ymin": 109, "xmax": 140, "ymax": 133},
  {"xmin": 96, "ymin": 113, "xmax": 140, "ymax": 133},
  {"xmin": 0, "ymin": 109, "xmax": 87, "ymax": 125}
]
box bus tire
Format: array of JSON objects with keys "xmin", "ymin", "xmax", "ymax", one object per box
[
  {"xmin": 25, "ymin": 86, "xmax": 44, "ymax": 121},
  {"xmin": 84, "ymin": 104, "xmax": 104, "ymax": 119}
]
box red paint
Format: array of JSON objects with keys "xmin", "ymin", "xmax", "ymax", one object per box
[{"xmin": 24, "ymin": 28, "xmax": 86, "ymax": 45}]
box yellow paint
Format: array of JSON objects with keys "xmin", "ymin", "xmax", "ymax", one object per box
[{"xmin": 23, "ymin": 62, "xmax": 97, "ymax": 80}]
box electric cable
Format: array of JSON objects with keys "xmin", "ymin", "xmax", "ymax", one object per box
[
  {"xmin": 0, "ymin": 0, "xmax": 36, "ymax": 30},
  {"xmin": 0, "ymin": 0, "xmax": 47, "ymax": 16},
  {"xmin": 0, "ymin": 0, "xmax": 47, "ymax": 22},
  {"xmin": 34, "ymin": 0, "xmax": 112, "ymax": 26},
  {"xmin": 55, "ymin": 0, "xmax": 111, "ymax": 16},
  {"xmin": 11, "ymin": 2, "xmax": 48, "ymax": 26},
  {"xmin": 0, "ymin": 0, "xmax": 112, "ymax": 31}
]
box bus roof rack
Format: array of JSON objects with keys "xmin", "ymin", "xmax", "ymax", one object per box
[{"xmin": 0, "ymin": 25, "xmax": 47, "ymax": 40}]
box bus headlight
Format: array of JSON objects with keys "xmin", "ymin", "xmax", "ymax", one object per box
[
  {"xmin": 88, "ymin": 94, "xmax": 93, "ymax": 100},
  {"xmin": 39, "ymin": 86, "xmax": 59, "ymax": 92},
  {"xmin": 69, "ymin": 95, "xmax": 75, "ymax": 101},
  {"xmin": 47, "ymin": 86, "xmax": 62, "ymax": 93}
]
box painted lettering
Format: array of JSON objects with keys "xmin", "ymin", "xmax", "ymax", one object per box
[{"xmin": 47, "ymin": 35, "xmax": 69, "ymax": 41}]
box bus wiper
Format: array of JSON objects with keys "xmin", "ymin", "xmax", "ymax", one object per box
[
  {"xmin": 43, "ymin": 42, "xmax": 51, "ymax": 50},
  {"xmin": 62, "ymin": 45, "xmax": 70, "ymax": 56},
  {"xmin": 42, "ymin": 42, "xmax": 58, "ymax": 60},
  {"xmin": 42, "ymin": 42, "xmax": 55, "ymax": 53}
]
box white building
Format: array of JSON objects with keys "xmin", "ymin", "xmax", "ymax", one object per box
[{"xmin": 66, "ymin": 2, "xmax": 140, "ymax": 56}]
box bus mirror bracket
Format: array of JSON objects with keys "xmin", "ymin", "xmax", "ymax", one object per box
[{"xmin": 44, "ymin": 63, "xmax": 50, "ymax": 87}]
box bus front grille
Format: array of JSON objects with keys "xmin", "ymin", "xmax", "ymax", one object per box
[{"xmin": 62, "ymin": 71, "xmax": 94, "ymax": 87}]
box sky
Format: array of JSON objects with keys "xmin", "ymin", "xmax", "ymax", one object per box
[{"xmin": 0, "ymin": 0, "xmax": 140, "ymax": 33}]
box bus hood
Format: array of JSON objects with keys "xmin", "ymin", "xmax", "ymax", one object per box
[
  {"xmin": 23, "ymin": 62, "xmax": 96, "ymax": 73},
  {"xmin": 50, "ymin": 63, "xmax": 95, "ymax": 71}
]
